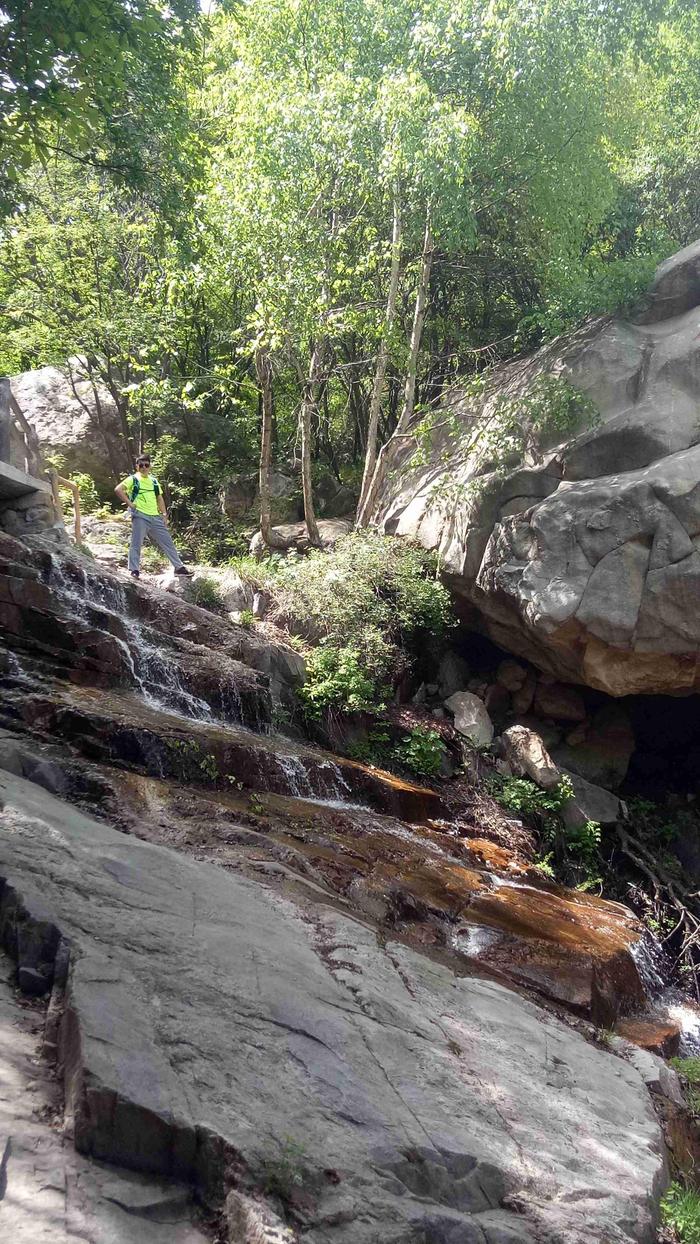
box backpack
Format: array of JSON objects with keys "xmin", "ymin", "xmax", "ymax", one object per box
[{"xmin": 130, "ymin": 473, "xmax": 160, "ymax": 501}]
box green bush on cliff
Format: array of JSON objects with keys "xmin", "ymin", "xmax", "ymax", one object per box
[
  {"xmin": 298, "ymin": 645, "xmax": 378, "ymax": 718},
  {"xmin": 393, "ymin": 728, "xmax": 447, "ymax": 778},
  {"xmin": 487, "ymin": 773, "xmax": 601, "ymax": 882},
  {"xmin": 669, "ymin": 1057, "xmax": 700, "ymax": 1114},
  {"xmin": 189, "ymin": 575, "xmax": 225, "ymax": 613},
  {"xmin": 274, "ymin": 532, "xmax": 453, "ymax": 715}
]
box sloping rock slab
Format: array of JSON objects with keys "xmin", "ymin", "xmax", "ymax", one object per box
[
  {"xmin": 0, "ymin": 950, "xmax": 206, "ymax": 1244},
  {"xmin": 0, "ymin": 771, "xmax": 666, "ymax": 1243}
]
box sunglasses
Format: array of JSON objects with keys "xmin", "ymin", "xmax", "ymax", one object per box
[{"xmin": 137, "ymin": 460, "xmax": 151, "ymax": 466}]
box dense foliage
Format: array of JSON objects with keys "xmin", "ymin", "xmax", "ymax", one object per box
[
  {"xmin": 487, "ymin": 772, "xmax": 602, "ymax": 884},
  {"xmin": 2, "ymin": 0, "xmax": 700, "ymax": 539},
  {"xmin": 267, "ymin": 531, "xmax": 453, "ymax": 713}
]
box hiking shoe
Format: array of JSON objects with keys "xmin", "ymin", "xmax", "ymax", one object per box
[
  {"xmin": 130, "ymin": 570, "xmax": 140, "ymax": 579},
  {"xmin": 175, "ymin": 566, "xmax": 192, "ymax": 576}
]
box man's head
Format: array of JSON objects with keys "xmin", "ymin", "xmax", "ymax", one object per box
[{"xmin": 135, "ymin": 454, "xmax": 151, "ymax": 473}]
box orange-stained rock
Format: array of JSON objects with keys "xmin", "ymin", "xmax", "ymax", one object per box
[{"xmin": 614, "ymin": 1018, "xmax": 681, "ymax": 1057}]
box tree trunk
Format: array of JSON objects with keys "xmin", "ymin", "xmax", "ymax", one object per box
[
  {"xmin": 358, "ymin": 208, "xmax": 433, "ymax": 528},
  {"xmin": 66, "ymin": 362, "xmax": 122, "ymax": 477},
  {"xmin": 255, "ymin": 346, "xmax": 274, "ymax": 548},
  {"xmin": 300, "ymin": 340, "xmax": 324, "ymax": 547},
  {"xmin": 357, "ymin": 192, "xmax": 402, "ymax": 523}
]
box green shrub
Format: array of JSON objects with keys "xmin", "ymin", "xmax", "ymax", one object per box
[
  {"xmin": 298, "ymin": 645, "xmax": 378, "ymax": 718},
  {"xmin": 177, "ymin": 502, "xmax": 250, "ymax": 565},
  {"xmin": 669, "ymin": 1058, "xmax": 700, "ymax": 1113},
  {"xmin": 392, "ymin": 727, "xmax": 446, "ymax": 778},
  {"xmin": 488, "ymin": 773, "xmax": 573, "ymax": 818},
  {"xmin": 140, "ymin": 544, "xmax": 168, "ymax": 572},
  {"xmin": 274, "ymin": 531, "xmax": 453, "ymax": 706},
  {"xmin": 487, "ymin": 772, "xmax": 601, "ymax": 878},
  {"xmin": 189, "ymin": 575, "xmax": 225, "ymax": 612},
  {"xmin": 670, "ymin": 1058, "xmax": 700, "ymax": 1083},
  {"xmin": 60, "ymin": 470, "xmax": 101, "ymax": 515},
  {"xmin": 661, "ymin": 1181, "xmax": 700, "ymax": 1243},
  {"xmin": 257, "ymin": 1137, "xmax": 308, "ymax": 1202},
  {"xmin": 347, "ymin": 726, "xmax": 392, "ymax": 766}
]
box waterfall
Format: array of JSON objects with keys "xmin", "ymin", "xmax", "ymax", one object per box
[{"xmin": 47, "ymin": 559, "xmax": 214, "ymax": 722}]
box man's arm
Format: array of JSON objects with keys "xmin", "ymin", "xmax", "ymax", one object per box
[
  {"xmin": 115, "ymin": 483, "xmax": 134, "ymax": 511},
  {"xmin": 157, "ymin": 492, "xmax": 168, "ymax": 522}
]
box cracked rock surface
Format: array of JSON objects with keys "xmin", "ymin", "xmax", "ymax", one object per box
[
  {"xmin": 0, "ymin": 769, "xmax": 666, "ymax": 1243},
  {"xmin": 374, "ymin": 240, "xmax": 700, "ymax": 696},
  {"xmin": 0, "ymin": 948, "xmax": 207, "ymax": 1243}
]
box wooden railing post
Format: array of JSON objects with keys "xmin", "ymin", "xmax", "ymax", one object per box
[{"xmin": 49, "ymin": 469, "xmax": 82, "ymax": 544}]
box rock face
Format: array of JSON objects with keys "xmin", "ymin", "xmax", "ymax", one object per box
[
  {"xmin": 0, "ymin": 948, "xmax": 206, "ymax": 1244},
  {"xmin": 445, "ymin": 690, "xmax": 494, "ymax": 747},
  {"xmin": 374, "ymin": 241, "xmax": 700, "ymax": 696},
  {"xmin": 11, "ymin": 363, "xmax": 127, "ymax": 492},
  {"xmin": 0, "ymin": 770, "xmax": 667, "ymax": 1243}
]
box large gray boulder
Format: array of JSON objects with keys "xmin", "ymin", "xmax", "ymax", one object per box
[
  {"xmin": 0, "ymin": 770, "xmax": 667, "ymax": 1244},
  {"xmin": 374, "ymin": 242, "xmax": 700, "ymax": 696},
  {"xmin": 10, "ymin": 362, "xmax": 127, "ymax": 491}
]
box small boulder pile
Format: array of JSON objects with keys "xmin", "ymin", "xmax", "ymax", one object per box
[{"xmin": 418, "ymin": 649, "xmax": 631, "ymax": 825}]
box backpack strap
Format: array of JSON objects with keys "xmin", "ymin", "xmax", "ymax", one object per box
[{"xmin": 130, "ymin": 473, "xmax": 159, "ymax": 500}]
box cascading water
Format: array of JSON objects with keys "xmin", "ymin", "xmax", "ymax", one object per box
[
  {"xmin": 48, "ymin": 560, "xmax": 214, "ymax": 722},
  {"xmin": 630, "ymin": 931, "xmax": 670, "ymax": 1000},
  {"xmin": 34, "ymin": 554, "xmax": 367, "ymax": 808}
]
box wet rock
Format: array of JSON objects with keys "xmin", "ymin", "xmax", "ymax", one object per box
[
  {"xmin": 0, "ymin": 771, "xmax": 668, "ymax": 1244},
  {"xmin": 614, "ymin": 1019, "xmax": 681, "ymax": 1059},
  {"xmin": 444, "ymin": 691, "xmax": 494, "ymax": 747},
  {"xmin": 455, "ymin": 880, "xmax": 647, "ymax": 1024},
  {"xmin": 534, "ymin": 681, "xmax": 586, "ymax": 723},
  {"xmin": 500, "ymin": 725, "xmax": 560, "ymax": 790},
  {"xmin": 9, "ymin": 682, "xmax": 443, "ymax": 823}
]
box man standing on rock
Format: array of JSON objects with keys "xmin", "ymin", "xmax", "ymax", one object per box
[{"xmin": 115, "ymin": 454, "xmax": 192, "ymax": 580}]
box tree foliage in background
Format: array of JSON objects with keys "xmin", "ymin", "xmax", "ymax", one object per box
[
  {"xmin": 0, "ymin": 0, "xmax": 200, "ymax": 215},
  {"xmin": 2, "ymin": 0, "xmax": 700, "ymax": 545}
]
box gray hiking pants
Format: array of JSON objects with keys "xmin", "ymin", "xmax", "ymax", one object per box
[{"xmin": 129, "ymin": 512, "xmax": 184, "ymax": 572}]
